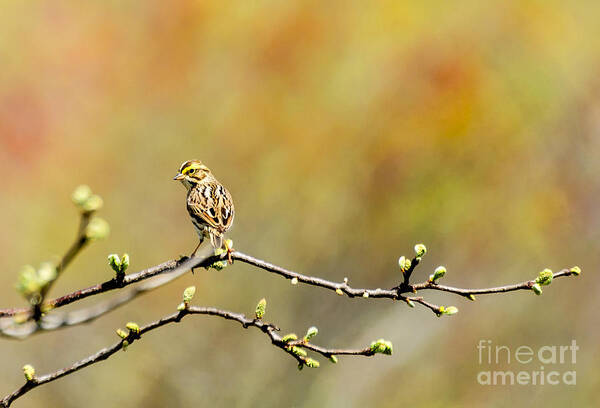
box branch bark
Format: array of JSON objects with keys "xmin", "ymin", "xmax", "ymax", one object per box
[
  {"xmin": 0, "ymin": 306, "xmax": 377, "ymax": 407},
  {"xmin": 0, "ymin": 251, "xmax": 579, "ymax": 335},
  {"xmin": 1, "ymin": 267, "xmax": 190, "ymax": 339}
]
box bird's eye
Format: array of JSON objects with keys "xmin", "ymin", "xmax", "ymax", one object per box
[{"xmin": 188, "ymin": 169, "xmax": 196, "ymax": 175}]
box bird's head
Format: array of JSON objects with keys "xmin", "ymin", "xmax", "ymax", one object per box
[{"xmin": 173, "ymin": 160, "xmax": 212, "ymax": 189}]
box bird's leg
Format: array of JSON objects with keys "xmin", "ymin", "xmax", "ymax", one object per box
[
  {"xmin": 190, "ymin": 237, "xmax": 204, "ymax": 274},
  {"xmin": 224, "ymin": 239, "xmax": 234, "ymax": 264},
  {"xmin": 191, "ymin": 240, "xmax": 203, "ymax": 257}
]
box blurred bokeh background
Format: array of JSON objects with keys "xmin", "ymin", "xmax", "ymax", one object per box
[{"xmin": 1, "ymin": 1, "xmax": 599, "ymax": 406}]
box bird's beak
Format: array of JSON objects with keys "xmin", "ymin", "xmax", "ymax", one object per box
[{"xmin": 173, "ymin": 173, "xmax": 185, "ymax": 181}]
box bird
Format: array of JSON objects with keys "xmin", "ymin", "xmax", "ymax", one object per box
[{"xmin": 173, "ymin": 160, "xmax": 235, "ymax": 260}]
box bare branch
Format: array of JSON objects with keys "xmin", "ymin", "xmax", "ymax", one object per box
[
  {"xmin": 231, "ymin": 252, "xmax": 579, "ymax": 315},
  {"xmin": 1, "ymin": 254, "xmax": 219, "ymax": 319},
  {"xmin": 1, "ymin": 251, "xmax": 579, "ymax": 329},
  {"xmin": 31, "ymin": 211, "xmax": 93, "ymax": 320},
  {"xmin": 1, "ymin": 267, "xmax": 190, "ymax": 339},
  {"xmin": 0, "ymin": 306, "xmax": 378, "ymax": 407},
  {"xmin": 411, "ymin": 268, "xmax": 577, "ymax": 295}
]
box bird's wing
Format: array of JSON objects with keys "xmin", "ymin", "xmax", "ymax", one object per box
[{"xmin": 187, "ymin": 181, "xmax": 234, "ymax": 233}]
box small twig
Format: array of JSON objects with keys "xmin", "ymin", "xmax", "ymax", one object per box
[
  {"xmin": 232, "ymin": 252, "xmax": 578, "ymax": 315},
  {"xmin": 407, "ymin": 297, "xmax": 443, "ymax": 315},
  {"xmin": 0, "ymin": 306, "xmax": 377, "ymax": 407},
  {"xmin": 288, "ymin": 340, "xmax": 373, "ymax": 357},
  {"xmin": 55, "ymin": 211, "xmax": 94, "ymax": 281},
  {"xmin": 1, "ymin": 254, "xmax": 221, "ymax": 319},
  {"xmin": 0, "ymin": 267, "xmax": 190, "ymax": 339},
  {"xmin": 32, "ymin": 212, "xmax": 93, "ymax": 320},
  {"xmin": 401, "ymin": 256, "xmax": 420, "ymax": 289},
  {"xmin": 412, "ymin": 268, "xmax": 577, "ymax": 296},
  {"xmin": 231, "ymin": 252, "xmax": 394, "ymax": 298}
]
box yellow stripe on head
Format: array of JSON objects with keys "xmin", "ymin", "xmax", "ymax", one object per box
[{"xmin": 179, "ymin": 160, "xmax": 209, "ymax": 175}]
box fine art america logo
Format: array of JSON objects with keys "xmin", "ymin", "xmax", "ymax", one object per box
[{"xmin": 477, "ymin": 340, "xmax": 578, "ymax": 386}]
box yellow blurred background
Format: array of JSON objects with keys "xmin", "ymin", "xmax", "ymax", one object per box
[{"xmin": 1, "ymin": 1, "xmax": 599, "ymax": 406}]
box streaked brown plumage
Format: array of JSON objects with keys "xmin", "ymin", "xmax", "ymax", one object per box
[{"xmin": 174, "ymin": 160, "xmax": 234, "ymax": 255}]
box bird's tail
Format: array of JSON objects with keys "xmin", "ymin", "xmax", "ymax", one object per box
[{"xmin": 209, "ymin": 230, "xmax": 224, "ymax": 250}]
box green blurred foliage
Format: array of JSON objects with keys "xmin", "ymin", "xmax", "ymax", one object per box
[{"xmin": 1, "ymin": 1, "xmax": 599, "ymax": 407}]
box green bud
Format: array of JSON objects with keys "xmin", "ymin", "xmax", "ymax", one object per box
[
  {"xmin": 362, "ymin": 291, "xmax": 369, "ymax": 298},
  {"xmin": 177, "ymin": 302, "xmax": 186, "ymax": 311},
  {"xmin": 370, "ymin": 339, "xmax": 393, "ymax": 355},
  {"xmin": 405, "ymin": 298, "xmax": 415, "ymax": 308},
  {"xmin": 443, "ymin": 306, "xmax": 459, "ymax": 315},
  {"xmin": 122, "ymin": 340, "xmax": 129, "ymax": 351},
  {"xmin": 210, "ymin": 259, "xmax": 228, "ymax": 270},
  {"xmin": 304, "ymin": 326, "xmax": 318, "ymax": 342},
  {"xmin": 305, "ymin": 358, "xmax": 320, "ymax": 368},
  {"xmin": 126, "ymin": 322, "xmax": 140, "ymax": 333},
  {"xmin": 335, "ymin": 288, "xmax": 344, "ymax": 296},
  {"xmin": 15, "ymin": 265, "xmax": 40, "ymax": 296},
  {"xmin": 225, "ymin": 239, "xmax": 234, "ymax": 250},
  {"xmin": 398, "ymin": 256, "xmax": 411, "ymax": 272},
  {"xmin": 120, "ymin": 254, "xmax": 130, "ymax": 272},
  {"xmin": 15, "ymin": 265, "xmax": 39, "ymax": 298},
  {"xmin": 82, "ymin": 194, "xmax": 103, "ymax": 212},
  {"xmin": 570, "ymin": 266, "xmax": 581, "ymax": 276},
  {"xmin": 23, "ymin": 364, "xmax": 35, "ymax": 381},
  {"xmin": 291, "ymin": 277, "xmax": 298, "ymax": 285},
  {"xmin": 535, "ymin": 268, "xmax": 553, "ymax": 286},
  {"xmin": 16, "ymin": 264, "xmax": 57, "ymax": 301},
  {"xmin": 86, "ymin": 217, "xmax": 110, "ymax": 240},
  {"xmin": 41, "ymin": 303, "xmax": 54, "ymax": 313},
  {"xmin": 414, "ymin": 243, "xmax": 427, "ymax": 258},
  {"xmin": 329, "ymin": 355, "xmax": 338, "ymax": 364},
  {"xmin": 213, "ymin": 247, "xmax": 226, "ymax": 256},
  {"xmin": 116, "ymin": 329, "xmax": 128, "ymax": 339},
  {"xmin": 468, "ymin": 294, "xmax": 476, "ymax": 301},
  {"xmin": 37, "ymin": 262, "xmax": 57, "ymax": 284},
  {"xmin": 13, "ymin": 312, "xmax": 29, "ymax": 324},
  {"xmin": 531, "ymin": 283, "xmax": 543, "ymax": 295},
  {"xmin": 183, "ymin": 286, "xmax": 196, "ymax": 303},
  {"xmin": 383, "ymin": 341, "xmax": 394, "ymax": 355},
  {"xmin": 429, "ymin": 266, "xmax": 446, "ymax": 283},
  {"xmin": 290, "ymin": 346, "xmax": 308, "ymax": 357},
  {"xmin": 109, "ymin": 254, "xmax": 129, "ymax": 279},
  {"xmin": 255, "ymin": 298, "xmax": 267, "ymax": 320},
  {"xmin": 72, "ymin": 185, "xmax": 92, "ymax": 206},
  {"xmin": 281, "ymin": 333, "xmax": 298, "ymax": 343},
  {"xmin": 108, "ymin": 254, "xmax": 120, "ymax": 273}
]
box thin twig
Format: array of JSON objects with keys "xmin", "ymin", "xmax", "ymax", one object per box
[
  {"xmin": 231, "ymin": 252, "xmax": 578, "ymax": 314},
  {"xmin": 0, "ymin": 306, "xmax": 377, "ymax": 407},
  {"xmin": 1, "ymin": 254, "xmax": 220, "ymax": 319},
  {"xmin": 411, "ymin": 268, "xmax": 576, "ymax": 295},
  {"xmin": 0, "ymin": 267, "xmax": 190, "ymax": 339},
  {"xmin": 32, "ymin": 212, "xmax": 93, "ymax": 320}
]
